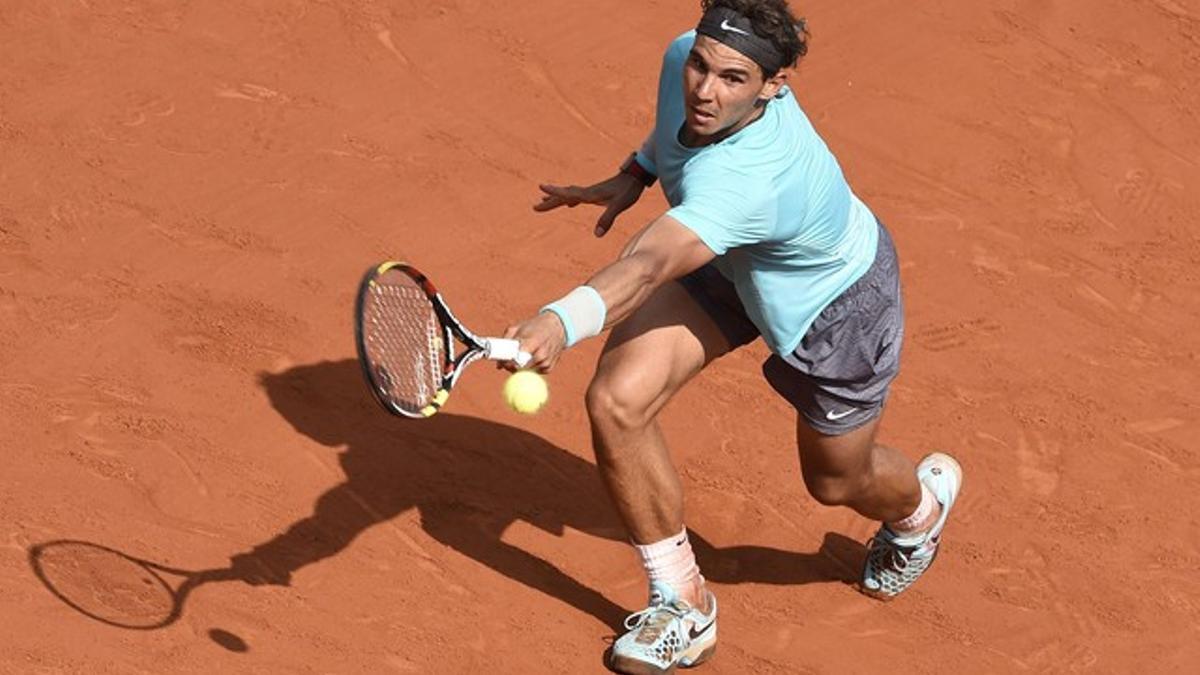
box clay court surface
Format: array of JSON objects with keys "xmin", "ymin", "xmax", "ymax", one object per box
[{"xmin": 2, "ymin": 1, "xmax": 1199, "ymax": 672}]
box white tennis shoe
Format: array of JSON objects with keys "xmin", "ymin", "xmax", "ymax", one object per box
[
  {"xmin": 608, "ymin": 581, "xmax": 717, "ymax": 674},
  {"xmin": 861, "ymin": 452, "xmax": 963, "ymax": 600}
]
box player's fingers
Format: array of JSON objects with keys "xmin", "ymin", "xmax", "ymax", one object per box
[
  {"xmin": 547, "ymin": 348, "xmax": 566, "ymax": 373},
  {"xmin": 537, "ymin": 353, "xmax": 559, "ymax": 374},
  {"xmin": 547, "ymin": 183, "xmax": 588, "ymax": 207},
  {"xmin": 534, "ymin": 342, "xmax": 565, "ymax": 373},
  {"xmin": 537, "ymin": 184, "xmax": 585, "ymax": 208},
  {"xmin": 534, "ymin": 184, "xmax": 566, "ymax": 210},
  {"xmin": 596, "ymin": 188, "xmax": 640, "ymax": 236},
  {"xmin": 594, "ymin": 202, "xmax": 622, "ymax": 237},
  {"xmin": 533, "ymin": 194, "xmax": 567, "ymax": 212},
  {"xmin": 532, "ymin": 352, "xmax": 555, "ymax": 374}
]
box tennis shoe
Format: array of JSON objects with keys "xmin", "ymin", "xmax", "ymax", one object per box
[
  {"xmin": 608, "ymin": 581, "xmax": 717, "ymax": 674},
  {"xmin": 861, "ymin": 452, "xmax": 963, "ymax": 600}
]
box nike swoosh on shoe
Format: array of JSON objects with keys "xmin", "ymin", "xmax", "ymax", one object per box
[{"xmin": 688, "ymin": 618, "xmax": 715, "ymax": 641}]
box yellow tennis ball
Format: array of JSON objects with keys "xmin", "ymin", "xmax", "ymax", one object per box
[{"xmin": 503, "ymin": 370, "xmax": 548, "ymax": 414}]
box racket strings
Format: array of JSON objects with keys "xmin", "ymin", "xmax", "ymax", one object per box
[{"xmin": 361, "ymin": 277, "xmax": 445, "ymax": 412}]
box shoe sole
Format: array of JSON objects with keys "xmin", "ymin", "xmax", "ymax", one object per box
[
  {"xmin": 681, "ymin": 642, "xmax": 716, "ymax": 669},
  {"xmin": 606, "ymin": 636, "xmax": 717, "ymax": 674}
]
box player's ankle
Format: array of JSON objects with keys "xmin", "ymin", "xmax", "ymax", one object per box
[
  {"xmin": 649, "ymin": 576, "xmax": 709, "ymax": 612},
  {"xmin": 681, "ymin": 577, "xmax": 713, "ymax": 614},
  {"xmin": 634, "ymin": 527, "xmax": 711, "ymax": 610},
  {"xmin": 888, "ymin": 482, "xmax": 940, "ymax": 535}
]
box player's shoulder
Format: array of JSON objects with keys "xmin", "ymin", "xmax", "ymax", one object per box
[{"xmin": 683, "ymin": 148, "xmax": 774, "ymax": 197}]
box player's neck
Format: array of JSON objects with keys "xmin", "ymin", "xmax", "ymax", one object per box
[{"xmin": 679, "ymin": 103, "xmax": 767, "ymax": 148}]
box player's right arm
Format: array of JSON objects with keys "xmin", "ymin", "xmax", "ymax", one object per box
[
  {"xmin": 586, "ymin": 213, "xmax": 711, "ymax": 328},
  {"xmin": 503, "ymin": 213, "xmax": 713, "ymax": 372}
]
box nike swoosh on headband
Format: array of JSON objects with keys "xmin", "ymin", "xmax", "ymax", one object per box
[{"xmin": 719, "ymin": 19, "xmax": 750, "ymax": 36}]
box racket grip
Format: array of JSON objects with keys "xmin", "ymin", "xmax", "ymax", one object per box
[{"xmin": 484, "ymin": 338, "xmax": 532, "ymax": 368}]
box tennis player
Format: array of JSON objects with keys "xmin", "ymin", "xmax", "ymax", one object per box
[{"xmin": 505, "ymin": 1, "xmax": 963, "ymax": 671}]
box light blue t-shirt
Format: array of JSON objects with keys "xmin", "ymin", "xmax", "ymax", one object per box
[{"xmin": 637, "ymin": 31, "xmax": 879, "ymax": 355}]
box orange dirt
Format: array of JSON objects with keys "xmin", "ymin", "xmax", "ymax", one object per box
[{"xmin": 3, "ymin": 1, "xmax": 1199, "ymax": 672}]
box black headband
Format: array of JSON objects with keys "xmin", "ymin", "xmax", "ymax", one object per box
[{"xmin": 696, "ymin": 7, "xmax": 787, "ymax": 74}]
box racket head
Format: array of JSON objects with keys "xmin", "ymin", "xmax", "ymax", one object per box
[{"xmin": 354, "ymin": 262, "xmax": 460, "ymax": 418}]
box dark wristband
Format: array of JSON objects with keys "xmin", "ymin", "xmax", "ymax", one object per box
[{"xmin": 620, "ymin": 152, "xmax": 657, "ymax": 187}]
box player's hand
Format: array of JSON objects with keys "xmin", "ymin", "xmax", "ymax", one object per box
[
  {"xmin": 501, "ymin": 312, "xmax": 567, "ymax": 373},
  {"xmin": 534, "ymin": 173, "xmax": 645, "ymax": 237}
]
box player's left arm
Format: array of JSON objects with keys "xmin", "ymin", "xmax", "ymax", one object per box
[{"xmin": 504, "ymin": 214, "xmax": 714, "ymax": 371}]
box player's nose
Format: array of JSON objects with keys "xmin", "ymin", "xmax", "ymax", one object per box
[{"xmin": 693, "ymin": 74, "xmax": 717, "ymax": 100}]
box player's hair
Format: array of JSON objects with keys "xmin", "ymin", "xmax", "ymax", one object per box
[{"xmin": 700, "ymin": 0, "xmax": 810, "ymax": 76}]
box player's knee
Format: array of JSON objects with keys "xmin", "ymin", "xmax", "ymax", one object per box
[{"xmin": 585, "ymin": 374, "xmax": 653, "ymax": 435}]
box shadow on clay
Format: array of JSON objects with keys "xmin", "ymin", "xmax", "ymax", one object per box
[
  {"xmin": 27, "ymin": 358, "xmax": 856, "ymax": 641},
  {"xmin": 691, "ymin": 530, "xmax": 864, "ymax": 587}
]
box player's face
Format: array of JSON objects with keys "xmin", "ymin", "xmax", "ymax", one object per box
[{"xmin": 681, "ymin": 35, "xmax": 785, "ymax": 144}]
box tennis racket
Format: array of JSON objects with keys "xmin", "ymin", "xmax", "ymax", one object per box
[{"xmin": 354, "ymin": 261, "xmax": 531, "ymax": 418}]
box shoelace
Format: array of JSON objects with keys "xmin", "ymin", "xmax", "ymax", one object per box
[
  {"xmin": 623, "ymin": 600, "xmax": 689, "ymax": 638},
  {"xmin": 868, "ymin": 531, "xmax": 916, "ymax": 572}
]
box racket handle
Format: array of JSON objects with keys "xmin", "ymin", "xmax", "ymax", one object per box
[{"xmin": 484, "ymin": 338, "xmax": 532, "ymax": 368}]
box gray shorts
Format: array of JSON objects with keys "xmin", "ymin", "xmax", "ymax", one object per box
[{"xmin": 679, "ymin": 222, "xmax": 904, "ymax": 435}]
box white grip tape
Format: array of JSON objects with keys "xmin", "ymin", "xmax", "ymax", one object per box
[
  {"xmin": 541, "ymin": 285, "xmax": 607, "ymax": 348},
  {"xmin": 484, "ymin": 338, "xmax": 531, "ymax": 368}
]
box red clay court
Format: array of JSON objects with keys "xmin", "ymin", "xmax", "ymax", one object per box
[{"xmin": 2, "ymin": 1, "xmax": 1198, "ymax": 672}]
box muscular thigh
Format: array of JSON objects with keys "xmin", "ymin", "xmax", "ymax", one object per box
[{"xmin": 591, "ymin": 281, "xmax": 733, "ymax": 420}]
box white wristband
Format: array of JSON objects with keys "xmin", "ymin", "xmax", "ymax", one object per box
[{"xmin": 540, "ymin": 285, "xmax": 607, "ymax": 348}]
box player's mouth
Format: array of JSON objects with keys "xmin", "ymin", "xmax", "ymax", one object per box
[{"xmin": 688, "ymin": 105, "xmax": 717, "ymax": 125}]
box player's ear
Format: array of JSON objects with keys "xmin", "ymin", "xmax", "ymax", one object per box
[{"xmin": 758, "ymin": 69, "xmax": 788, "ymax": 102}]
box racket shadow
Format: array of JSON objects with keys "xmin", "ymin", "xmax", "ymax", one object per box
[{"xmin": 28, "ymin": 539, "xmax": 241, "ymax": 631}]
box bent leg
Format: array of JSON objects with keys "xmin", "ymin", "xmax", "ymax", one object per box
[
  {"xmin": 765, "ymin": 221, "xmax": 920, "ymax": 523},
  {"xmin": 585, "ymin": 281, "xmax": 732, "ymax": 545}
]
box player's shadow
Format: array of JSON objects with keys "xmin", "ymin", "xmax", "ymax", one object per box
[
  {"xmin": 250, "ymin": 359, "xmax": 627, "ymax": 626},
  {"xmin": 240, "ymin": 359, "xmax": 860, "ymax": 628},
  {"xmin": 691, "ymin": 531, "xmax": 863, "ymax": 587}
]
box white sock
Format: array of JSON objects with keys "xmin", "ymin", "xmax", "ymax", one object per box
[
  {"xmin": 889, "ymin": 483, "xmax": 938, "ymax": 534},
  {"xmin": 633, "ymin": 527, "xmax": 703, "ymax": 593}
]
